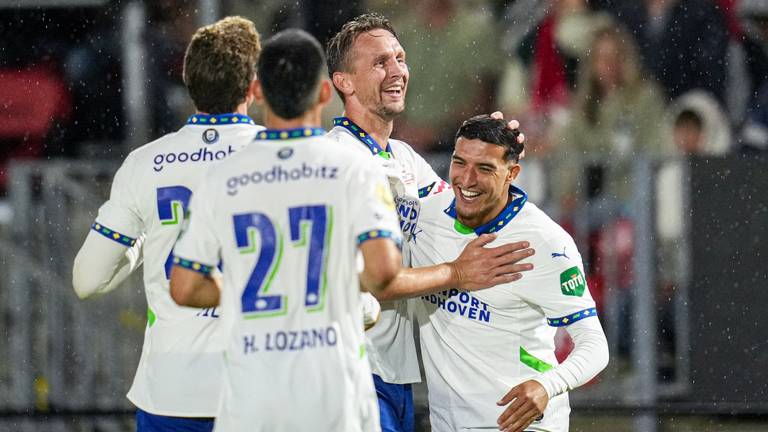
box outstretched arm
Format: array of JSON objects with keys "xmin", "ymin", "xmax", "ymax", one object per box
[{"xmin": 373, "ymin": 234, "xmax": 534, "ymax": 301}]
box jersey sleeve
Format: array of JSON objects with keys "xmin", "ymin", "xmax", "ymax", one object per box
[
  {"xmin": 514, "ymin": 234, "xmax": 597, "ymax": 327},
  {"xmin": 93, "ymin": 153, "xmax": 143, "ymax": 243},
  {"xmin": 346, "ymin": 157, "xmax": 402, "ymax": 247},
  {"xmin": 172, "ymin": 177, "xmax": 220, "ymax": 274}
]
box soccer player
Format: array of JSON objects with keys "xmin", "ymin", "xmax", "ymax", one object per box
[
  {"xmin": 409, "ymin": 115, "xmax": 610, "ymax": 432},
  {"xmin": 325, "ymin": 14, "xmax": 533, "ymax": 432},
  {"xmin": 169, "ymin": 29, "xmax": 402, "ymax": 431},
  {"xmin": 71, "ymin": 17, "xmax": 263, "ymax": 431}
]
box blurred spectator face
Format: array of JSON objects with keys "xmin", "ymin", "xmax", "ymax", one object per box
[
  {"xmin": 593, "ymin": 34, "xmax": 622, "ymax": 93},
  {"xmin": 674, "ymin": 112, "xmax": 704, "ymax": 154},
  {"xmin": 449, "ymin": 138, "xmax": 519, "ymax": 227},
  {"xmin": 347, "ymin": 29, "xmax": 409, "ymax": 119}
]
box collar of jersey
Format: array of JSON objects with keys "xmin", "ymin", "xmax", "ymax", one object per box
[
  {"xmin": 186, "ymin": 113, "xmax": 255, "ymax": 125},
  {"xmin": 333, "ymin": 116, "xmax": 392, "ymax": 157},
  {"xmin": 254, "ymin": 127, "xmax": 326, "ymax": 141},
  {"xmin": 444, "ymin": 185, "xmax": 528, "ymax": 235}
]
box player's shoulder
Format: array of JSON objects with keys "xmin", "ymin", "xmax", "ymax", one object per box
[
  {"xmin": 515, "ymin": 201, "xmax": 576, "ymax": 249},
  {"xmin": 418, "ymin": 188, "xmax": 456, "ymax": 220},
  {"xmin": 325, "ymin": 126, "xmax": 374, "ymax": 158}
]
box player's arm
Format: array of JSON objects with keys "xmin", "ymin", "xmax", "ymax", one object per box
[
  {"xmin": 73, "ymin": 230, "xmax": 143, "ymax": 299},
  {"xmin": 496, "ymin": 318, "xmax": 609, "ymax": 432},
  {"xmin": 359, "ymin": 237, "xmax": 402, "ymax": 295},
  {"xmin": 72, "ymin": 154, "xmax": 144, "ymax": 299},
  {"xmin": 496, "ymin": 239, "xmax": 608, "ymax": 432},
  {"xmin": 372, "ymin": 234, "xmax": 534, "ymax": 302},
  {"xmin": 170, "ymin": 264, "xmax": 221, "ymax": 308},
  {"xmin": 169, "ymin": 179, "xmax": 222, "ymax": 308}
]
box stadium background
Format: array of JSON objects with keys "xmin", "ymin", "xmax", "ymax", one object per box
[{"xmin": 1, "ymin": 0, "xmax": 767, "ymax": 431}]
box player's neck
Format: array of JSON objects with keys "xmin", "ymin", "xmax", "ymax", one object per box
[
  {"xmin": 342, "ymin": 107, "xmax": 394, "ymax": 146},
  {"xmin": 264, "ymin": 107, "xmax": 322, "ymax": 130},
  {"xmin": 196, "ymin": 102, "xmax": 250, "ymax": 117},
  {"xmin": 459, "ymin": 193, "xmax": 513, "ymax": 229}
]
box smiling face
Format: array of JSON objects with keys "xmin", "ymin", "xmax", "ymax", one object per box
[
  {"xmin": 450, "ymin": 137, "xmax": 520, "ymax": 228},
  {"xmin": 343, "ymin": 29, "xmax": 409, "ymax": 120}
]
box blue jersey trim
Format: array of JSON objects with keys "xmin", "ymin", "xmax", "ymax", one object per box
[
  {"xmin": 92, "ymin": 222, "xmax": 137, "ymax": 247},
  {"xmin": 172, "ymin": 255, "xmax": 214, "ymax": 276},
  {"xmin": 547, "ymin": 307, "xmax": 598, "ymax": 327},
  {"xmin": 357, "ymin": 229, "xmax": 402, "ymax": 248},
  {"xmin": 254, "ymin": 127, "xmax": 325, "ymax": 141},
  {"xmin": 333, "ymin": 116, "xmax": 392, "ymax": 155},
  {"xmin": 186, "ymin": 113, "xmax": 254, "ymax": 125},
  {"xmin": 443, "ymin": 185, "xmax": 528, "ymax": 235}
]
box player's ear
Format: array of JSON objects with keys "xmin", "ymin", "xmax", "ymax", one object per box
[
  {"xmin": 318, "ymin": 79, "xmax": 332, "ymax": 107},
  {"xmin": 245, "ymin": 78, "xmax": 258, "ymax": 106},
  {"xmin": 332, "ymin": 71, "xmax": 354, "ymax": 98},
  {"xmin": 253, "ymin": 79, "xmax": 266, "ymax": 107},
  {"xmin": 507, "ymin": 162, "xmax": 521, "ymax": 183}
]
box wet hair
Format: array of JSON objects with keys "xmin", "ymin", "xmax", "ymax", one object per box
[
  {"xmin": 455, "ymin": 115, "xmax": 524, "ymax": 162},
  {"xmin": 326, "ymin": 13, "xmax": 399, "ymax": 100},
  {"xmin": 258, "ymin": 29, "xmax": 326, "ymax": 119},
  {"xmin": 183, "ymin": 16, "xmax": 261, "ymax": 114}
]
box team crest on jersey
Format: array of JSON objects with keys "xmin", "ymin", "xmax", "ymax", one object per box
[
  {"xmin": 202, "ymin": 128, "xmax": 220, "ymax": 144},
  {"xmin": 560, "ymin": 266, "xmax": 586, "ymax": 297},
  {"xmin": 277, "ymin": 147, "xmax": 294, "ymax": 159}
]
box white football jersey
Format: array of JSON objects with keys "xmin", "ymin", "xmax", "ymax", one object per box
[
  {"xmin": 173, "ymin": 127, "xmax": 401, "ymax": 432},
  {"xmin": 92, "ymin": 113, "xmax": 262, "ymax": 416},
  {"xmin": 410, "ymin": 186, "xmax": 599, "ymax": 432},
  {"xmin": 327, "ymin": 117, "xmax": 447, "ymax": 384}
]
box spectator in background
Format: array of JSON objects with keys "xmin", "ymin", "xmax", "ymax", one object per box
[
  {"xmin": 497, "ymin": 0, "xmax": 612, "ymax": 158},
  {"xmin": 738, "ymin": 0, "xmax": 768, "ymax": 154},
  {"xmin": 655, "ymin": 90, "xmax": 731, "ymax": 380},
  {"xmin": 394, "ymin": 0, "xmax": 501, "ymax": 153},
  {"xmin": 608, "ymin": 0, "xmax": 729, "ymax": 102},
  {"xmin": 552, "ymin": 20, "xmax": 669, "ymax": 203}
]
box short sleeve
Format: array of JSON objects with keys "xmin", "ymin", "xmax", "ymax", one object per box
[
  {"xmin": 93, "ymin": 153, "xmax": 143, "ymax": 244},
  {"xmin": 347, "ymin": 158, "xmax": 402, "ymax": 247},
  {"xmin": 172, "ymin": 178, "xmax": 220, "ymax": 274},
  {"xmin": 515, "ymin": 235, "xmax": 597, "ymax": 327}
]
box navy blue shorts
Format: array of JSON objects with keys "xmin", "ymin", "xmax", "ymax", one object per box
[
  {"xmin": 373, "ymin": 374, "xmax": 414, "ymax": 432},
  {"xmin": 135, "ymin": 408, "xmax": 214, "ymax": 432}
]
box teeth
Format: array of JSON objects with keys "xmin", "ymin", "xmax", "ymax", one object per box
[{"xmin": 461, "ymin": 189, "xmax": 480, "ymax": 198}]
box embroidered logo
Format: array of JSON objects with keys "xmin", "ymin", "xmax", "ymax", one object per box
[
  {"xmin": 277, "ymin": 147, "xmax": 294, "ymax": 159},
  {"xmin": 551, "ymin": 247, "xmax": 569, "ymax": 259},
  {"xmin": 202, "ymin": 128, "xmax": 219, "ymax": 144}
]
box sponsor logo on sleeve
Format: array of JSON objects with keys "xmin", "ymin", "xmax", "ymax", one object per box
[{"xmin": 560, "ymin": 266, "xmax": 586, "ymax": 297}]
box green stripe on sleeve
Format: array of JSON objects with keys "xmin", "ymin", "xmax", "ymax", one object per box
[{"xmin": 519, "ymin": 346, "xmax": 553, "ymax": 373}]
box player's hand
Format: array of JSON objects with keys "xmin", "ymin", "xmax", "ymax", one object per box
[
  {"xmin": 450, "ymin": 234, "xmax": 534, "ymax": 291},
  {"xmin": 496, "ymin": 380, "xmax": 549, "ymax": 432},
  {"xmin": 490, "ymin": 111, "xmax": 525, "ymax": 146}
]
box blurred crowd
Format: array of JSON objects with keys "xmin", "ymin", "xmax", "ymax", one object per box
[{"xmin": 3, "ymin": 0, "xmax": 768, "ymax": 170}]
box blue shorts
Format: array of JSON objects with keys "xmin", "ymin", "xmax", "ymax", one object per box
[
  {"xmin": 373, "ymin": 374, "xmax": 414, "ymax": 432},
  {"xmin": 135, "ymin": 408, "xmax": 214, "ymax": 432}
]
